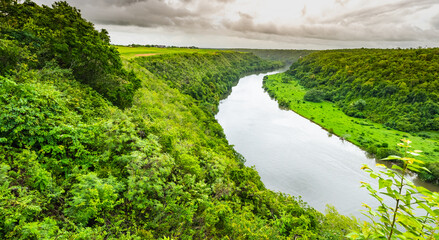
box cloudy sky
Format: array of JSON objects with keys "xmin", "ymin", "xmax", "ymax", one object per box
[{"xmin": 33, "ymin": 0, "xmax": 439, "ymax": 49}]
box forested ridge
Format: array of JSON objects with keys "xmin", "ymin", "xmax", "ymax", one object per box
[
  {"xmin": 234, "ymin": 49, "xmax": 314, "ymax": 65},
  {"xmin": 288, "ymin": 48, "xmax": 439, "ymax": 132},
  {"xmin": 0, "ymin": 1, "xmax": 356, "ymax": 239}
]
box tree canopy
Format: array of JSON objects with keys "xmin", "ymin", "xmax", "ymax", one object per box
[
  {"xmin": 288, "ymin": 48, "xmax": 439, "ymax": 132},
  {"xmin": 1, "ymin": 0, "xmax": 140, "ymax": 108}
]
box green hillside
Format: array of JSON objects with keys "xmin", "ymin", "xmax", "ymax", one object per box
[
  {"xmin": 288, "ymin": 49, "xmax": 439, "ymax": 132},
  {"xmin": 0, "ymin": 1, "xmax": 356, "ymax": 239},
  {"xmin": 263, "ymin": 49, "xmax": 439, "ymax": 183}
]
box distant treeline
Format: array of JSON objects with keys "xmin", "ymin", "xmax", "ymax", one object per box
[
  {"xmin": 126, "ymin": 43, "xmax": 199, "ymax": 49},
  {"xmin": 234, "ymin": 49, "xmax": 315, "ymax": 65}
]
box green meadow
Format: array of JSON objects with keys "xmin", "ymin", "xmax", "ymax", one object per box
[{"xmin": 116, "ymin": 46, "xmax": 221, "ymax": 59}]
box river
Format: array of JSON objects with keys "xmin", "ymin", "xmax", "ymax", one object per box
[{"xmin": 215, "ymin": 70, "xmax": 438, "ymax": 218}]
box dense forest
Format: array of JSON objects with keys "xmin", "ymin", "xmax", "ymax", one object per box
[
  {"xmin": 0, "ymin": 1, "xmax": 358, "ymax": 239},
  {"xmin": 288, "ymin": 49, "xmax": 439, "ymax": 132}
]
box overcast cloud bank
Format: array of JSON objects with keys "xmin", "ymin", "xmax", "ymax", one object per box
[{"xmin": 34, "ymin": 0, "xmax": 439, "ymax": 49}]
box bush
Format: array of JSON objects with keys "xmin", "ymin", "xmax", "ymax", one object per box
[
  {"xmin": 303, "ymin": 89, "xmax": 324, "ymax": 102},
  {"xmin": 0, "ymin": 39, "xmax": 32, "ymax": 75},
  {"xmin": 65, "ymin": 173, "xmax": 123, "ymax": 225}
]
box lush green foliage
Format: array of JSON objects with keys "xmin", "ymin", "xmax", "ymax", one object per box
[
  {"xmin": 304, "ymin": 89, "xmax": 325, "ymax": 103},
  {"xmin": 0, "ymin": 54, "xmax": 351, "ymax": 239},
  {"xmin": 263, "ymin": 73, "xmax": 439, "ymax": 184},
  {"xmin": 348, "ymin": 140, "xmax": 439, "ymax": 239},
  {"xmin": 287, "ymin": 48, "xmax": 439, "ymax": 132},
  {"xmin": 1, "ymin": 1, "xmax": 140, "ymax": 108},
  {"xmin": 0, "ymin": 2, "xmax": 360, "ymax": 238}
]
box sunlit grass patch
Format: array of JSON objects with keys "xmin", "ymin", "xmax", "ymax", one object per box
[{"xmin": 116, "ymin": 46, "xmax": 222, "ymax": 59}]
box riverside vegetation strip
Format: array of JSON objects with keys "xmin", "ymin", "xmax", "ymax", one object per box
[
  {"xmin": 263, "ymin": 49, "xmax": 439, "ymax": 184},
  {"xmin": 0, "ymin": 1, "xmax": 360, "ymax": 239},
  {"xmin": 263, "ymin": 73, "xmax": 438, "ymax": 161}
]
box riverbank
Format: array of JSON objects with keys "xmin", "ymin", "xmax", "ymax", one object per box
[{"xmin": 263, "ymin": 73, "xmax": 439, "ymax": 185}]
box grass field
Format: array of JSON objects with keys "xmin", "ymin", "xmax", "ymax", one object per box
[
  {"xmin": 263, "ymin": 73, "xmax": 439, "ymax": 167},
  {"xmin": 116, "ymin": 46, "xmax": 222, "ymax": 59}
]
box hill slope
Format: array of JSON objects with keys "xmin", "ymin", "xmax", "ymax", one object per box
[{"xmin": 288, "ymin": 48, "xmax": 439, "ymax": 132}]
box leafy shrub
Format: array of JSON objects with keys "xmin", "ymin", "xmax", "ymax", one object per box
[
  {"xmin": 349, "ymin": 140, "xmax": 439, "ymax": 239},
  {"xmin": 304, "ymin": 88, "xmax": 325, "ymax": 102},
  {"xmin": 0, "ymin": 39, "xmax": 33, "ymax": 75},
  {"xmin": 65, "ymin": 173, "xmax": 124, "ymax": 225}
]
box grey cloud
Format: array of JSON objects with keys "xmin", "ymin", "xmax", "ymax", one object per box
[
  {"xmin": 55, "ymin": 0, "xmax": 231, "ymax": 30},
  {"xmin": 222, "ymin": 0, "xmax": 439, "ymax": 43},
  {"xmin": 83, "ymin": 1, "xmax": 196, "ymax": 28},
  {"xmin": 301, "ymin": 6, "xmax": 306, "ymax": 17},
  {"xmin": 223, "ymin": 16, "xmax": 426, "ymax": 42},
  {"xmin": 323, "ymin": 0, "xmax": 438, "ymax": 25},
  {"xmin": 432, "ymin": 14, "xmax": 439, "ymax": 30},
  {"xmin": 34, "ymin": 0, "xmax": 439, "ymax": 48},
  {"xmin": 222, "ymin": 12, "xmax": 280, "ymax": 35}
]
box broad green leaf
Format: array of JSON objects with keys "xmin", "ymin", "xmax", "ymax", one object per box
[
  {"xmin": 378, "ymin": 179, "xmax": 392, "ymax": 189},
  {"xmin": 382, "ymin": 155, "xmax": 401, "ymax": 160}
]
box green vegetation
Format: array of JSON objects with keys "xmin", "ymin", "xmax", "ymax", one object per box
[
  {"xmin": 349, "ymin": 140, "xmax": 439, "ymax": 239},
  {"xmin": 265, "ymin": 74, "xmax": 439, "ymax": 238},
  {"xmin": 263, "ymin": 48, "xmax": 439, "ymax": 184},
  {"xmin": 0, "ymin": 1, "xmax": 359, "ymax": 239},
  {"xmin": 1, "ymin": 1, "xmax": 140, "ymax": 109},
  {"xmin": 117, "ymin": 46, "xmax": 221, "ymax": 59},
  {"xmin": 234, "ymin": 49, "xmax": 314, "ymax": 65},
  {"xmin": 288, "ymin": 49, "xmax": 439, "ymax": 132},
  {"xmin": 263, "ymin": 73, "xmax": 433, "ymax": 155}
]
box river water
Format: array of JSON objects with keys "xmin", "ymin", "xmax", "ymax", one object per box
[{"xmin": 215, "ymin": 70, "xmax": 438, "ymax": 218}]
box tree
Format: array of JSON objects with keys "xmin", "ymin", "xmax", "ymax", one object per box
[
  {"xmin": 1, "ymin": 1, "xmax": 140, "ymax": 108},
  {"xmin": 304, "ymin": 89, "xmax": 324, "ymax": 102}
]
